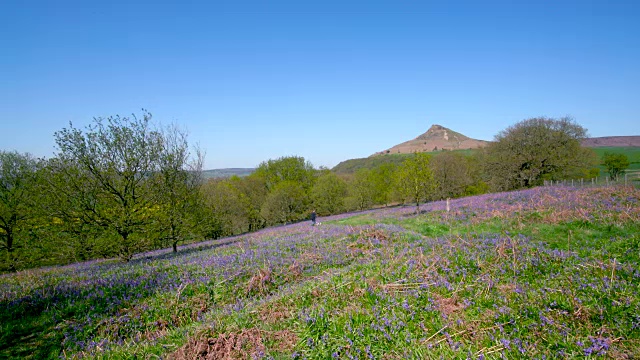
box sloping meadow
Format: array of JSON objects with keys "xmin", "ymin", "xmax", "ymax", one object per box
[{"xmin": 1, "ymin": 186, "xmax": 639, "ymax": 359}]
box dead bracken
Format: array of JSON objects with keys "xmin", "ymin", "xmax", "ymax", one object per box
[
  {"xmin": 246, "ymin": 267, "xmax": 273, "ymax": 295},
  {"xmin": 169, "ymin": 328, "xmax": 298, "ymax": 360}
]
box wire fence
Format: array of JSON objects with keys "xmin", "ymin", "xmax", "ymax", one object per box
[{"xmin": 543, "ymin": 170, "xmax": 640, "ymax": 188}]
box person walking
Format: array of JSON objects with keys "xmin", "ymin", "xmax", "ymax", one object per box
[{"xmin": 310, "ymin": 209, "xmax": 317, "ymax": 226}]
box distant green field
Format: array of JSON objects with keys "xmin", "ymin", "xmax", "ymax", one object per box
[
  {"xmin": 591, "ymin": 146, "xmax": 640, "ymax": 183},
  {"xmin": 590, "ymin": 146, "xmax": 640, "ymax": 171}
]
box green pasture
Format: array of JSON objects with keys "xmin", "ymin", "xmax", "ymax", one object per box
[{"xmin": 591, "ymin": 147, "xmax": 640, "ymax": 172}]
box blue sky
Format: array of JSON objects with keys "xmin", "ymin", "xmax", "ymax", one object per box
[{"xmin": 1, "ymin": 0, "xmax": 639, "ymax": 169}]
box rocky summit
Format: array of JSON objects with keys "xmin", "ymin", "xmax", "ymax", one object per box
[{"xmin": 373, "ymin": 124, "xmax": 489, "ymax": 155}]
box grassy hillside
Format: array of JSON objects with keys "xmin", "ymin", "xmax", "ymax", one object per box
[
  {"xmin": 333, "ymin": 149, "xmax": 477, "ymax": 174},
  {"xmin": 2, "ymin": 185, "xmax": 639, "ymax": 358},
  {"xmin": 332, "ymin": 154, "xmax": 414, "ymax": 174},
  {"xmin": 333, "ymin": 146, "xmax": 640, "ymax": 176}
]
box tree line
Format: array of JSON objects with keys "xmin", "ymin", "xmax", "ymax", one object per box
[{"xmin": 1, "ymin": 115, "xmax": 629, "ymax": 271}]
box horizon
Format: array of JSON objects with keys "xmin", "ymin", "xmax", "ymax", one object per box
[
  {"xmin": 205, "ymin": 128, "xmax": 640, "ymax": 171},
  {"xmin": 2, "ymin": 0, "xmax": 639, "ymax": 169}
]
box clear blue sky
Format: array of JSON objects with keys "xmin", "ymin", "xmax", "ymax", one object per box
[{"xmin": 1, "ymin": 0, "xmax": 639, "ymax": 169}]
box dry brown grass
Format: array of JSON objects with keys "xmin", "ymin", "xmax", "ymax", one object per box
[
  {"xmin": 434, "ymin": 295, "xmax": 465, "ymax": 315},
  {"xmin": 257, "ymin": 301, "xmax": 293, "ymax": 325},
  {"xmin": 169, "ymin": 328, "xmax": 298, "ymax": 360},
  {"xmin": 246, "ymin": 268, "xmax": 273, "ymax": 295}
]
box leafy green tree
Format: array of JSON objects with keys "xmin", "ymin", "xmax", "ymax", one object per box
[
  {"xmin": 462, "ymin": 152, "xmax": 489, "ymax": 196},
  {"xmin": 346, "ymin": 169, "xmax": 375, "ymax": 211},
  {"xmin": 586, "ymin": 167, "xmax": 600, "ymax": 180},
  {"xmin": 260, "ymin": 181, "xmax": 308, "ymax": 225},
  {"xmin": 40, "ymin": 158, "xmax": 101, "ymax": 262},
  {"xmin": 41, "ymin": 155, "xmax": 128, "ymax": 263},
  {"xmin": 602, "ymin": 152, "xmax": 630, "ymax": 181},
  {"xmin": 430, "ymin": 152, "xmax": 472, "ymax": 200},
  {"xmin": 153, "ymin": 125, "xmax": 205, "ymax": 252},
  {"xmin": 201, "ymin": 175, "xmax": 269, "ymax": 238},
  {"xmin": 51, "ymin": 111, "xmax": 166, "ymax": 261},
  {"xmin": 201, "ymin": 179, "xmax": 245, "ymax": 237},
  {"xmin": 311, "ymin": 171, "xmax": 347, "ymax": 215},
  {"xmin": 395, "ymin": 153, "xmax": 436, "ymax": 213},
  {"xmin": 253, "ymin": 156, "xmax": 315, "ymax": 192},
  {"xmin": 0, "ymin": 151, "xmax": 41, "ymax": 271},
  {"xmin": 561, "ymin": 148, "xmax": 599, "ymax": 181},
  {"xmin": 252, "ymin": 156, "xmax": 314, "ymax": 225},
  {"xmin": 370, "ymin": 163, "xmax": 397, "ymax": 206},
  {"xmin": 485, "ymin": 117, "xmax": 593, "ymax": 191},
  {"xmin": 229, "ymin": 175, "xmax": 267, "ymax": 232}
]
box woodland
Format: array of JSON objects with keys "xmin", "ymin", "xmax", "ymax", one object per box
[{"xmin": 0, "ymin": 115, "xmax": 633, "ymax": 272}]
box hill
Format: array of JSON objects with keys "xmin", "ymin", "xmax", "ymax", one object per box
[
  {"xmin": 373, "ymin": 124, "xmax": 489, "ymax": 156},
  {"xmin": 332, "ymin": 153, "xmax": 414, "ymax": 174},
  {"xmin": 582, "ymin": 136, "xmax": 640, "ymax": 147},
  {"xmin": 333, "ymin": 149, "xmax": 477, "ymax": 174},
  {"xmin": 333, "ymin": 126, "xmax": 639, "ymax": 174},
  {"xmin": 202, "ymin": 168, "xmax": 255, "ymax": 179}
]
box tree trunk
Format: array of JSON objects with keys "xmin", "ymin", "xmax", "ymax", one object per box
[
  {"xmin": 119, "ymin": 231, "xmax": 133, "ymax": 262},
  {"xmin": 171, "ymin": 223, "xmax": 178, "ymax": 252},
  {"xmin": 6, "ymin": 230, "xmax": 15, "ymax": 272}
]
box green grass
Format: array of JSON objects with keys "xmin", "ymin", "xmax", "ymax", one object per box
[{"xmin": 591, "ymin": 146, "xmax": 640, "ymax": 171}]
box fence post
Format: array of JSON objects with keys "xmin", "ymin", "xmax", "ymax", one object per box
[{"xmin": 625, "ymin": 173, "xmax": 628, "ymax": 186}]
